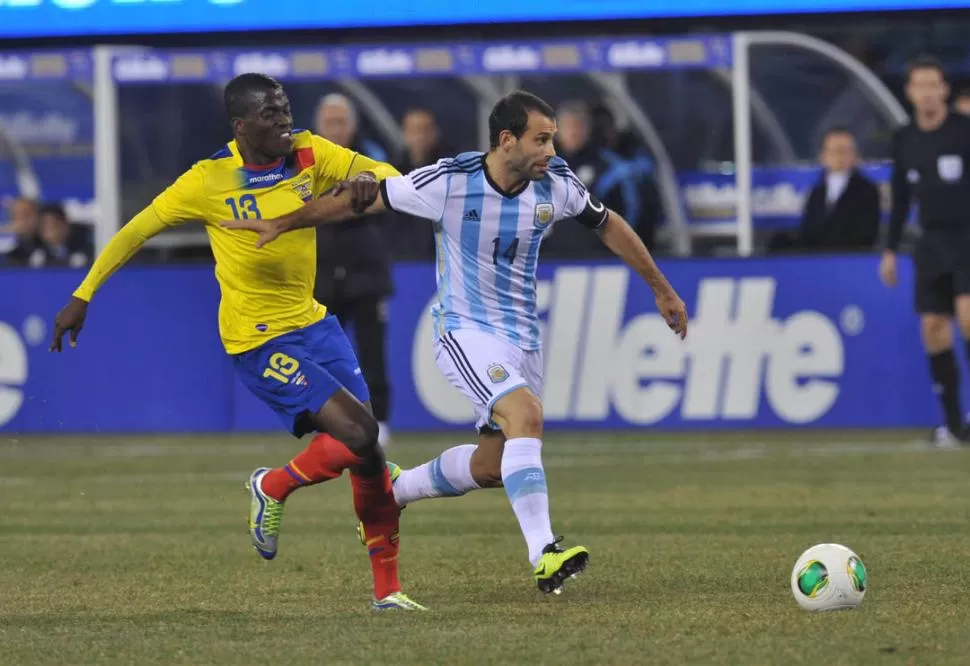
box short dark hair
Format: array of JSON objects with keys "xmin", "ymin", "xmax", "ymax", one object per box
[
  {"xmin": 224, "ymin": 73, "xmax": 283, "ymax": 120},
  {"xmin": 955, "ymin": 88, "xmax": 970, "ymax": 101},
  {"xmin": 906, "ymin": 54, "xmax": 945, "ymax": 82},
  {"xmin": 821, "ymin": 125, "xmax": 853, "ymax": 145},
  {"xmin": 39, "ymin": 202, "xmax": 67, "ymax": 223},
  {"xmin": 488, "ymin": 91, "xmax": 555, "ymax": 148},
  {"xmin": 403, "ymin": 106, "xmax": 436, "ymax": 120}
]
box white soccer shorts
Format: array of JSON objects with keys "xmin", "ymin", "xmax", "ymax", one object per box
[{"xmin": 434, "ymin": 329, "xmax": 543, "ymax": 431}]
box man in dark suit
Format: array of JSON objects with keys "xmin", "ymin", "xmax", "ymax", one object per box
[
  {"xmin": 389, "ymin": 107, "xmax": 444, "ymax": 261},
  {"xmin": 771, "ymin": 127, "xmax": 880, "ymax": 253},
  {"xmin": 313, "ymin": 93, "xmax": 394, "ymax": 448},
  {"xmin": 2, "ymin": 197, "xmax": 42, "ymax": 267},
  {"xmin": 798, "ymin": 127, "xmax": 881, "ymax": 251},
  {"xmin": 36, "ymin": 203, "xmax": 92, "ymax": 268}
]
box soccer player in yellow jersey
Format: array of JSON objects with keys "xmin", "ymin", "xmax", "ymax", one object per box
[
  {"xmin": 224, "ymin": 90, "xmax": 689, "ymax": 596},
  {"xmin": 48, "ymin": 73, "xmax": 425, "ymax": 611}
]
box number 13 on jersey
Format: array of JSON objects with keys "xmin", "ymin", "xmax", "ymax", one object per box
[{"xmin": 226, "ymin": 194, "xmax": 262, "ymax": 220}]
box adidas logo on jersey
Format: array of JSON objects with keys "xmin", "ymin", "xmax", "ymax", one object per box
[{"xmin": 463, "ymin": 209, "xmax": 480, "ymax": 221}]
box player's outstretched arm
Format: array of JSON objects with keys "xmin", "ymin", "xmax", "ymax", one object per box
[
  {"xmin": 597, "ymin": 209, "xmax": 688, "ymax": 339},
  {"xmin": 49, "ymin": 207, "xmax": 172, "ymax": 352},
  {"xmin": 221, "ymin": 172, "xmax": 389, "ymax": 248}
]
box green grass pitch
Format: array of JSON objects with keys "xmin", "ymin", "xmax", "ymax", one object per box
[{"xmin": 1, "ymin": 430, "xmax": 969, "ymax": 665}]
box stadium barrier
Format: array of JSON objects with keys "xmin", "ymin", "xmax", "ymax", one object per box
[{"xmin": 1, "ymin": 255, "xmax": 954, "ymax": 433}]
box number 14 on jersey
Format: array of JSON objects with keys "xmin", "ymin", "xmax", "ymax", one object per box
[{"xmin": 492, "ymin": 236, "xmax": 519, "ymax": 265}]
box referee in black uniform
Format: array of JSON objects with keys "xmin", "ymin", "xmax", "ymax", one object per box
[{"xmin": 881, "ymin": 55, "xmax": 970, "ymax": 446}]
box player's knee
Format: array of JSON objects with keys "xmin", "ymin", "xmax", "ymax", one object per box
[
  {"xmin": 337, "ymin": 415, "xmax": 380, "ymax": 457},
  {"xmin": 505, "ymin": 394, "xmax": 544, "ymax": 438}
]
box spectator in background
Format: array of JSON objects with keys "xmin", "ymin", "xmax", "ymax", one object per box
[
  {"xmin": 388, "ymin": 107, "xmax": 442, "ymax": 260},
  {"xmin": 3, "ymin": 197, "xmax": 42, "ymax": 267},
  {"xmin": 314, "ymin": 93, "xmax": 394, "ymax": 448},
  {"xmin": 953, "ymin": 88, "xmax": 970, "ymax": 116},
  {"xmin": 545, "ymin": 100, "xmax": 660, "ymax": 257},
  {"xmin": 543, "ymin": 101, "xmax": 611, "ymax": 257},
  {"xmin": 36, "ymin": 203, "xmax": 92, "ymax": 268},
  {"xmin": 399, "ymin": 107, "xmax": 443, "ymax": 172},
  {"xmin": 770, "ymin": 127, "xmax": 880, "ymax": 253},
  {"xmin": 590, "ymin": 103, "xmax": 662, "ymax": 251}
]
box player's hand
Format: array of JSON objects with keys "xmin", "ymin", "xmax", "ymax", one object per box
[
  {"xmin": 220, "ymin": 217, "xmax": 285, "ymax": 248},
  {"xmin": 879, "ymin": 250, "xmax": 897, "ymax": 288},
  {"xmin": 655, "ymin": 288, "xmax": 688, "ymax": 340},
  {"xmin": 49, "ymin": 296, "xmax": 88, "ymax": 352},
  {"xmin": 332, "ymin": 171, "xmax": 379, "ymax": 215}
]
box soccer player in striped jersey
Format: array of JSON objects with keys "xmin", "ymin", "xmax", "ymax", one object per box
[
  {"xmin": 223, "ymin": 91, "xmax": 689, "ymax": 595},
  {"xmin": 48, "ymin": 73, "xmax": 425, "ymax": 611}
]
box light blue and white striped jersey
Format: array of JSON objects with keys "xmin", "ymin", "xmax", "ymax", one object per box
[{"xmin": 382, "ymin": 151, "xmax": 608, "ymax": 350}]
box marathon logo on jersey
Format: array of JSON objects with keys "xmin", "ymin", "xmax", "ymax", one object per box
[
  {"xmin": 534, "ymin": 203, "xmax": 555, "ymax": 229},
  {"xmin": 486, "ymin": 363, "xmax": 510, "ymax": 384},
  {"xmin": 242, "ymin": 162, "xmax": 289, "ymax": 189},
  {"xmin": 248, "ymin": 172, "xmax": 283, "ymax": 186}
]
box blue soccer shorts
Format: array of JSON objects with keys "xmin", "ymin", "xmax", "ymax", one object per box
[{"xmin": 232, "ymin": 314, "xmax": 370, "ymax": 437}]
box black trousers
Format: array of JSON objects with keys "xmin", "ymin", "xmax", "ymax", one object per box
[{"xmin": 326, "ymin": 292, "xmax": 391, "ymax": 423}]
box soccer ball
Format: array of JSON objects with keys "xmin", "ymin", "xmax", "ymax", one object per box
[{"xmin": 790, "ymin": 543, "xmax": 867, "ymax": 611}]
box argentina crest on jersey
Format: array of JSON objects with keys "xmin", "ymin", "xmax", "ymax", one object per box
[{"xmin": 534, "ymin": 202, "xmax": 555, "ymax": 229}]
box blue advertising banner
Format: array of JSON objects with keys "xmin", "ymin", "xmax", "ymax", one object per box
[
  {"xmin": 107, "ymin": 37, "xmax": 733, "ymax": 84},
  {"xmin": 680, "ymin": 163, "xmax": 895, "ymax": 231},
  {"xmin": 2, "ymin": 1, "xmax": 966, "ymax": 39},
  {"xmin": 0, "ymin": 257, "xmax": 953, "ymax": 434},
  {"xmin": 0, "ymin": 52, "xmax": 96, "ymax": 250}
]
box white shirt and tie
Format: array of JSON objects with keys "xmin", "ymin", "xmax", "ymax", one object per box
[{"xmin": 825, "ymin": 170, "xmax": 851, "ymax": 208}]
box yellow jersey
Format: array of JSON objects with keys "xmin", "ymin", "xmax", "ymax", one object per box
[{"xmin": 74, "ymin": 131, "xmax": 400, "ymax": 354}]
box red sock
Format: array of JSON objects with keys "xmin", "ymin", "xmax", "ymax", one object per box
[
  {"xmin": 351, "ymin": 468, "xmax": 401, "ymax": 600},
  {"xmin": 261, "ymin": 434, "xmax": 363, "ymax": 501}
]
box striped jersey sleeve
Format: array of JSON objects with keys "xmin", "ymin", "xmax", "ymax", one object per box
[
  {"xmin": 380, "ymin": 158, "xmax": 454, "ymax": 221},
  {"xmin": 548, "ymin": 157, "xmax": 609, "ymax": 229}
]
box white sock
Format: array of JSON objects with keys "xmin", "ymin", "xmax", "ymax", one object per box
[
  {"xmin": 501, "ymin": 437, "xmax": 554, "ymax": 567},
  {"xmin": 392, "ymin": 444, "xmax": 480, "ymax": 506},
  {"xmin": 377, "ymin": 422, "xmax": 392, "ymax": 450}
]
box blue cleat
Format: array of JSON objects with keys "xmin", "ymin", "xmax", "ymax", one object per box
[
  {"xmin": 246, "ymin": 467, "xmax": 285, "ymax": 560},
  {"xmin": 371, "ymin": 592, "xmax": 428, "ymax": 611}
]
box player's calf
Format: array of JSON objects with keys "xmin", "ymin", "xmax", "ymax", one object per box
[
  {"xmin": 469, "ymin": 430, "xmax": 505, "ymax": 488},
  {"xmin": 491, "ymin": 388, "xmax": 560, "ymax": 572},
  {"xmin": 385, "ymin": 426, "xmax": 506, "ymax": 510},
  {"xmin": 310, "ymin": 390, "xmax": 405, "ymax": 601}
]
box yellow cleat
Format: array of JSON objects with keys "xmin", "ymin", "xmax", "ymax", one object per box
[
  {"xmin": 372, "ymin": 592, "xmax": 428, "ymax": 611},
  {"xmin": 534, "ymin": 537, "xmax": 590, "ymax": 595}
]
